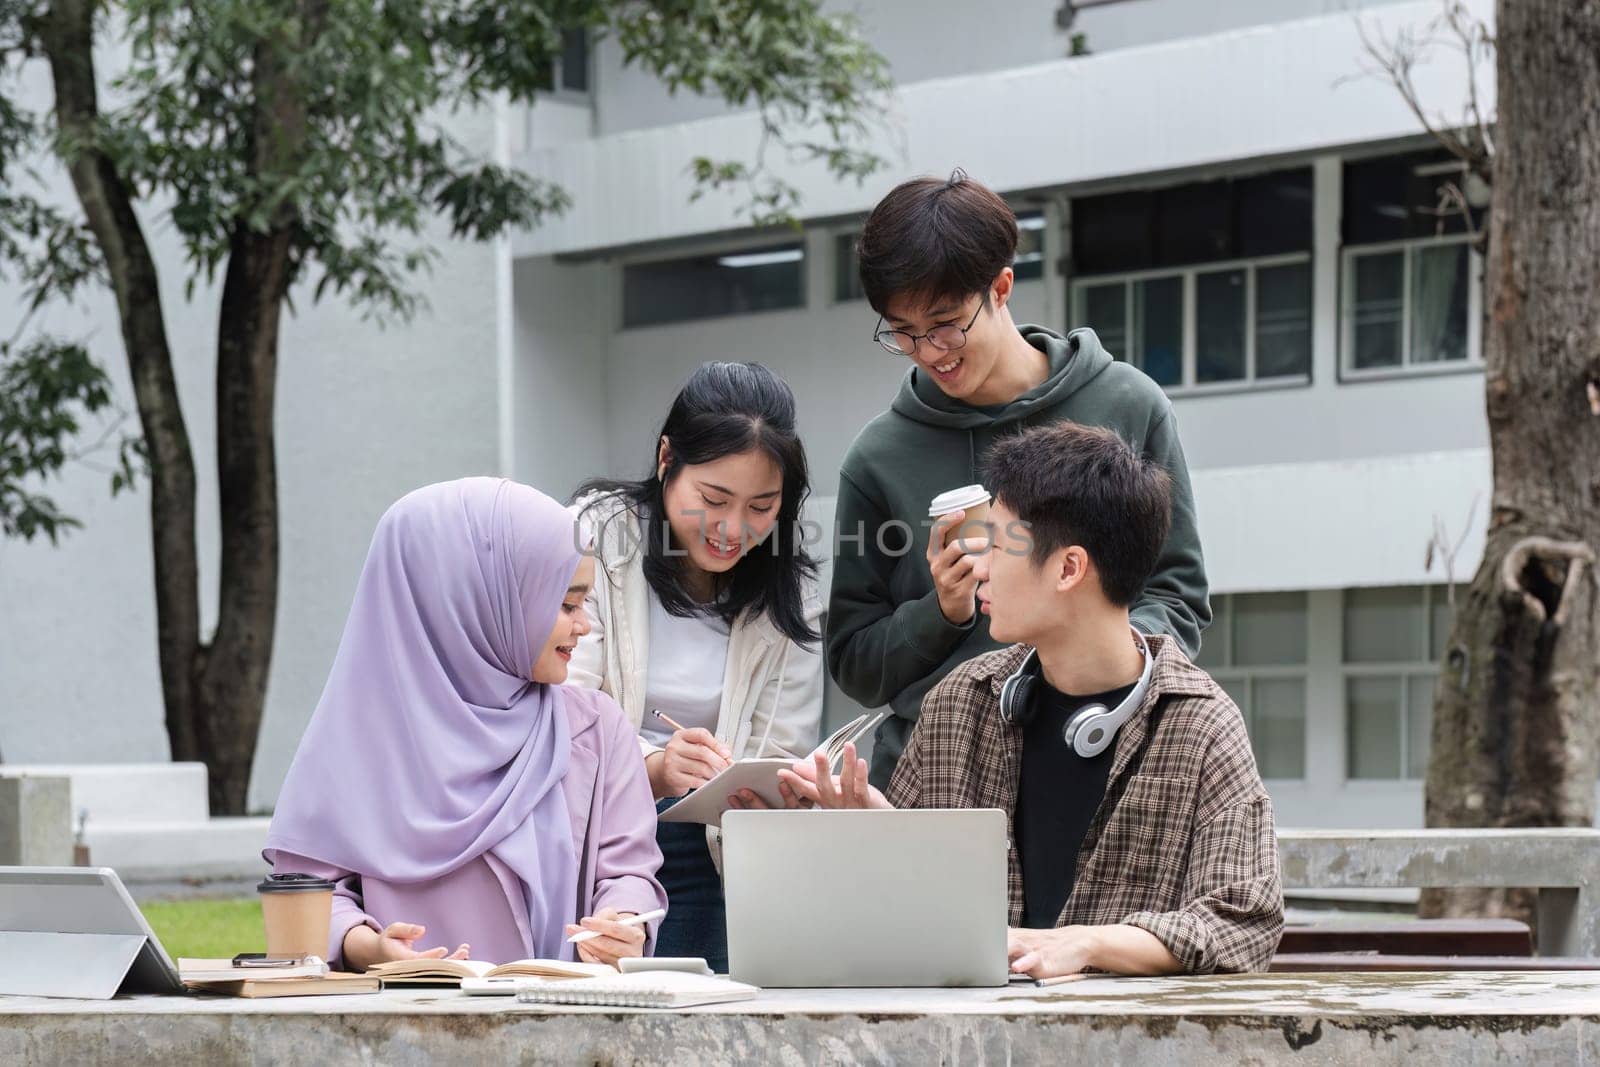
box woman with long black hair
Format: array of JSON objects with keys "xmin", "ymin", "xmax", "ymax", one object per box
[{"xmin": 568, "ymin": 361, "xmax": 823, "ymax": 971}]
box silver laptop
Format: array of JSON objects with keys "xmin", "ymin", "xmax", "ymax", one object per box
[
  {"xmin": 0, "ymin": 866, "xmax": 184, "ymax": 998},
  {"xmin": 721, "ymin": 808, "xmax": 1009, "ymax": 987}
]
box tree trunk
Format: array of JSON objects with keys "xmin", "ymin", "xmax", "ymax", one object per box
[
  {"xmin": 195, "ymin": 220, "xmax": 287, "ymax": 815},
  {"xmin": 37, "ymin": 0, "xmax": 205, "ymax": 763},
  {"xmin": 1421, "ymin": 0, "xmax": 1600, "ymax": 924}
]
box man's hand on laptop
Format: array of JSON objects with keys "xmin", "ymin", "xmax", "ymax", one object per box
[{"xmin": 1008, "ymin": 923, "xmax": 1183, "ymax": 979}]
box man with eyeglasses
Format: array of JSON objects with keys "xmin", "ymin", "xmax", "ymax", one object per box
[{"xmin": 828, "ymin": 169, "xmax": 1212, "ymax": 790}]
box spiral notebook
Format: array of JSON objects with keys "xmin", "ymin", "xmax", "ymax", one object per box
[{"xmin": 515, "ymin": 971, "xmax": 758, "ymax": 1008}]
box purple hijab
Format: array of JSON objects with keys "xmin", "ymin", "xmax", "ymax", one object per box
[{"xmin": 265, "ymin": 477, "xmax": 580, "ymax": 958}]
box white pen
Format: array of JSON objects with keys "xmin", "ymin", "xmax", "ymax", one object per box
[{"xmin": 566, "ymin": 907, "xmax": 668, "ymax": 944}]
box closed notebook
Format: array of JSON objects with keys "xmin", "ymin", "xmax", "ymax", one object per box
[
  {"xmin": 369, "ymin": 957, "xmax": 613, "ymax": 986},
  {"xmin": 179, "ymin": 958, "xmax": 329, "ymax": 984},
  {"xmin": 658, "ymin": 712, "xmax": 886, "ymax": 827},
  {"xmin": 516, "ymin": 971, "xmax": 758, "ymax": 1009},
  {"xmin": 185, "ymin": 972, "xmax": 380, "ymax": 998}
]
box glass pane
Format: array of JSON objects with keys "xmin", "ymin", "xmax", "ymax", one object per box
[
  {"xmin": 1159, "ymin": 180, "xmax": 1232, "ymax": 266},
  {"xmin": 1133, "ymin": 275, "xmax": 1183, "ymax": 387},
  {"xmin": 1081, "ymin": 283, "xmax": 1127, "ymax": 359},
  {"xmin": 1073, "ymin": 190, "xmax": 1154, "ymax": 274},
  {"xmin": 1237, "ymin": 169, "xmax": 1314, "ymax": 257},
  {"xmin": 1344, "ymin": 585, "xmax": 1426, "ymax": 663},
  {"xmin": 624, "ymin": 244, "xmax": 804, "ymax": 328},
  {"xmin": 1429, "ymin": 589, "xmax": 1455, "ymax": 662},
  {"xmin": 1347, "ymin": 675, "xmax": 1403, "ymax": 779},
  {"xmin": 1013, "ymin": 213, "xmax": 1045, "ymax": 281},
  {"xmin": 1406, "ymin": 674, "xmax": 1435, "ymax": 779},
  {"xmin": 1252, "ymin": 677, "xmax": 1307, "ymax": 779},
  {"xmin": 1256, "ymin": 262, "xmax": 1312, "ymax": 378},
  {"xmin": 1218, "ymin": 675, "xmax": 1249, "ymax": 717},
  {"xmin": 1195, "ymin": 269, "xmax": 1246, "ymax": 383},
  {"xmin": 835, "ymin": 233, "xmax": 863, "ymax": 302},
  {"xmin": 1234, "ymin": 591, "xmax": 1308, "ymax": 666},
  {"xmin": 1194, "ymin": 595, "xmax": 1229, "ymax": 668},
  {"xmin": 559, "ymin": 28, "xmax": 589, "ymax": 92},
  {"xmin": 1410, "ymin": 243, "xmax": 1469, "ymax": 363},
  {"xmin": 1351, "ymin": 252, "xmax": 1404, "ymax": 370}
]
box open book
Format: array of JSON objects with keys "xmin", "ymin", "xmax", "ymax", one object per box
[
  {"xmin": 368, "ymin": 957, "xmax": 614, "ymax": 986},
  {"xmin": 658, "ymin": 712, "xmax": 886, "ymax": 827}
]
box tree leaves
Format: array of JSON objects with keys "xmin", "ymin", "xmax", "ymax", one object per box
[{"xmin": 0, "ymin": 338, "xmax": 134, "ymax": 543}]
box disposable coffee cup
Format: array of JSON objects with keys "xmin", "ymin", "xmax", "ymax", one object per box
[
  {"xmin": 258, "ymin": 873, "xmax": 335, "ymax": 961},
  {"xmin": 928, "ymin": 485, "xmax": 992, "ymax": 551}
]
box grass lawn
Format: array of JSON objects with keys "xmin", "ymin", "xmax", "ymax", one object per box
[{"xmin": 140, "ymin": 898, "xmax": 265, "ymax": 960}]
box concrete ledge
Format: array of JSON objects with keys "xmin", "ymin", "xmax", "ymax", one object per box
[
  {"xmin": 0, "ymin": 764, "xmax": 210, "ymax": 825},
  {"xmin": 85, "ymin": 817, "xmax": 270, "ymax": 882},
  {"xmin": 3, "ymin": 973, "xmax": 1598, "ymax": 1064}
]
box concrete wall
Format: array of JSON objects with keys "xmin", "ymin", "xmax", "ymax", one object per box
[
  {"xmin": 515, "ymin": 0, "xmax": 1494, "ymax": 258},
  {"xmin": 0, "ymin": 60, "xmax": 507, "ymax": 809},
  {"xmin": 588, "ymin": 0, "xmax": 1417, "ymax": 136}
]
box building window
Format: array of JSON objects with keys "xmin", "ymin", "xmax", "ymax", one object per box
[
  {"xmin": 1071, "ymin": 255, "xmax": 1311, "ymax": 389},
  {"xmin": 1342, "ymin": 585, "xmax": 1452, "ymax": 780},
  {"xmin": 558, "ymin": 28, "xmax": 591, "ymax": 94},
  {"xmin": 623, "ymin": 243, "xmax": 804, "ymax": 328},
  {"xmin": 1341, "ymin": 237, "xmax": 1479, "ymax": 375},
  {"xmin": 835, "ymin": 233, "xmax": 864, "ymax": 303},
  {"xmin": 1340, "ymin": 151, "xmax": 1486, "ymax": 377},
  {"xmin": 1012, "ymin": 211, "xmax": 1046, "ymax": 281},
  {"xmin": 832, "ymin": 209, "xmax": 1047, "ymax": 304},
  {"xmin": 1196, "ymin": 592, "xmax": 1308, "ymax": 780},
  {"xmin": 1071, "ymin": 167, "xmax": 1313, "ymax": 392}
]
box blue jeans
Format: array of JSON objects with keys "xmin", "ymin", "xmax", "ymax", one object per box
[{"xmin": 653, "ymin": 797, "xmax": 728, "ymax": 973}]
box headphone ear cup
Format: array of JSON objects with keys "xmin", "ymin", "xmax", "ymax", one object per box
[
  {"xmin": 1001, "ymin": 671, "xmax": 1037, "ymax": 726},
  {"xmin": 1063, "ymin": 704, "xmax": 1113, "ymax": 757}
]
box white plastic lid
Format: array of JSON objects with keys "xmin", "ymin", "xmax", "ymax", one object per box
[{"xmin": 927, "ymin": 484, "xmax": 992, "ymax": 518}]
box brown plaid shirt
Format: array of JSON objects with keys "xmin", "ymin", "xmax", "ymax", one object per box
[{"xmin": 887, "ymin": 634, "xmax": 1283, "ymax": 974}]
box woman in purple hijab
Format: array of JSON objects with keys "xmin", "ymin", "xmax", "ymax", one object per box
[{"xmin": 264, "ymin": 478, "xmax": 665, "ymax": 969}]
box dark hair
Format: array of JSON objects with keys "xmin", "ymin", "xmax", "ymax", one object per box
[
  {"xmin": 983, "ymin": 422, "xmax": 1172, "ymax": 607},
  {"xmin": 574, "ymin": 362, "xmax": 819, "ymax": 646},
  {"xmin": 857, "ymin": 169, "xmax": 1019, "ymax": 314}
]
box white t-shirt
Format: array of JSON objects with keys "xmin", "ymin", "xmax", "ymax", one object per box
[{"xmin": 638, "ymin": 592, "xmax": 732, "ymax": 748}]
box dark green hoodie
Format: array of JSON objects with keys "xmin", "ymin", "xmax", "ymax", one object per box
[{"xmin": 826, "ymin": 325, "xmax": 1212, "ymax": 788}]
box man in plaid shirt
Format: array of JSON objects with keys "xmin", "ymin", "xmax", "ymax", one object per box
[{"xmin": 746, "ymin": 422, "xmax": 1283, "ymax": 979}]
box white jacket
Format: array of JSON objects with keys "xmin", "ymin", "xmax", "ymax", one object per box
[{"xmin": 565, "ymin": 494, "xmax": 825, "ymax": 866}]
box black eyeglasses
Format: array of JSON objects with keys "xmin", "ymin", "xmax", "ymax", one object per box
[{"xmin": 872, "ymin": 301, "xmax": 984, "ymax": 357}]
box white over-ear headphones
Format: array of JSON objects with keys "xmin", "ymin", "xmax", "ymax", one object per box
[{"xmin": 997, "ymin": 629, "xmax": 1154, "ymax": 758}]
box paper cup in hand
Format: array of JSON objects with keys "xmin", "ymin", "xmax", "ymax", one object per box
[
  {"xmin": 258, "ymin": 873, "xmax": 335, "ymax": 961},
  {"xmin": 929, "ymin": 485, "xmax": 992, "ymax": 553}
]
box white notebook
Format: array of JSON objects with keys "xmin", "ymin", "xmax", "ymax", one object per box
[
  {"xmin": 657, "ymin": 711, "xmax": 885, "ymax": 827},
  {"xmin": 515, "ymin": 971, "xmax": 758, "ymax": 1009}
]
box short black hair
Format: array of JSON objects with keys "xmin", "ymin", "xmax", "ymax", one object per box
[
  {"xmin": 984, "ymin": 422, "xmax": 1172, "ymax": 607},
  {"xmin": 857, "ymin": 169, "xmax": 1018, "ymax": 315}
]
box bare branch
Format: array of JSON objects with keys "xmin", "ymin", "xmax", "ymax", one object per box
[{"xmin": 1350, "ymin": 1, "xmax": 1495, "ymax": 182}]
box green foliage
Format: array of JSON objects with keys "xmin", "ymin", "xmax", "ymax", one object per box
[{"xmin": 0, "ymin": 0, "xmax": 892, "ymax": 535}]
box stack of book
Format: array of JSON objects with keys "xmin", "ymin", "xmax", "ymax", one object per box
[{"xmin": 179, "ymin": 957, "xmax": 380, "ymax": 998}]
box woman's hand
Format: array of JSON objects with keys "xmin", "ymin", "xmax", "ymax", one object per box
[
  {"xmin": 342, "ymin": 921, "xmax": 469, "ymax": 972},
  {"xmin": 564, "ymin": 907, "xmax": 647, "ymax": 967},
  {"xmin": 645, "ymin": 727, "xmax": 731, "ymax": 799}
]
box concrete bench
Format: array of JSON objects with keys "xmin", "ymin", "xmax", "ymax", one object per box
[{"xmin": 1277, "ymin": 828, "xmax": 1600, "ymax": 956}]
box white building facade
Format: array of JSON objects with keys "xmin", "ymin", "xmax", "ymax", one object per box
[
  {"xmin": 507, "ymin": 0, "xmax": 1495, "ymax": 830},
  {"xmin": 1, "ymin": 0, "xmax": 1494, "ymax": 825}
]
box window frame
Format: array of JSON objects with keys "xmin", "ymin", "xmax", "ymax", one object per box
[
  {"xmin": 1341, "ymin": 584, "xmax": 1451, "ymax": 782},
  {"xmin": 1339, "ymin": 233, "xmax": 1483, "ymax": 382},
  {"xmin": 1070, "ymin": 251, "xmax": 1314, "ymax": 395},
  {"xmin": 619, "ymin": 238, "xmax": 808, "ymax": 330},
  {"xmin": 1201, "ymin": 592, "xmax": 1311, "ymax": 782}
]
